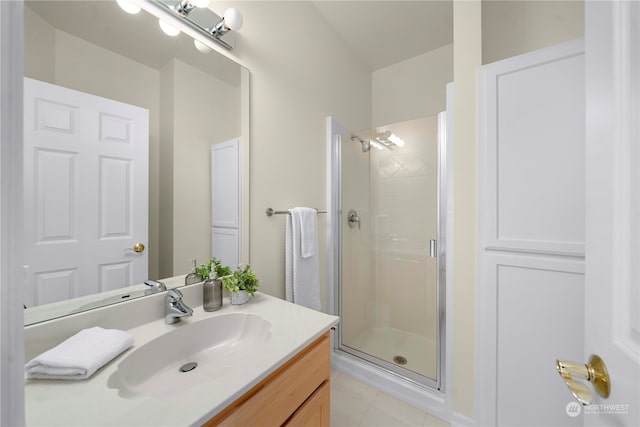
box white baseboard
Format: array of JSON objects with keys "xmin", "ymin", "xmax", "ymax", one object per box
[{"xmin": 450, "ymin": 411, "xmax": 478, "ymax": 427}]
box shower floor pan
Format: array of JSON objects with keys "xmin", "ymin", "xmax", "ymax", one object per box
[{"xmin": 347, "ymin": 327, "xmax": 436, "ymax": 380}]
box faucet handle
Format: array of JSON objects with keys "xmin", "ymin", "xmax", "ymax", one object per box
[{"xmin": 166, "ymin": 288, "xmax": 184, "ymax": 302}]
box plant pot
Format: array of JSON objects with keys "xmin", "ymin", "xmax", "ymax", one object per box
[{"xmin": 230, "ymin": 290, "xmax": 249, "ymax": 305}]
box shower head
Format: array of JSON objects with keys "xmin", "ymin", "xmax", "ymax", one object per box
[{"xmin": 350, "ymin": 134, "xmax": 371, "ymax": 152}]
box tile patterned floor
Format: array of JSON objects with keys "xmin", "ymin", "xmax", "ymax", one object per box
[{"xmin": 331, "ymin": 369, "xmax": 449, "ymax": 427}]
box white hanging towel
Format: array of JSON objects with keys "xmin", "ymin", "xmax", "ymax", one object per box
[{"xmin": 286, "ymin": 207, "xmax": 321, "ymax": 310}]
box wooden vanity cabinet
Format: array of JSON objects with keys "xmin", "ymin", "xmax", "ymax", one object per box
[
  {"xmin": 285, "ymin": 380, "xmax": 330, "ymax": 426},
  {"xmin": 204, "ymin": 331, "xmax": 331, "ymax": 427}
]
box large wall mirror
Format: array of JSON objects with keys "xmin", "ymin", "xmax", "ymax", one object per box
[{"xmin": 23, "ymin": 0, "xmax": 249, "ymax": 325}]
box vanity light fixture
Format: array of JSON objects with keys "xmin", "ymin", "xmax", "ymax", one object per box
[
  {"xmin": 117, "ymin": 0, "xmax": 141, "ymax": 14},
  {"xmin": 173, "ymin": 0, "xmax": 210, "ymax": 16},
  {"xmin": 122, "ymin": 1, "xmax": 244, "ymax": 50},
  {"xmin": 159, "ymin": 18, "xmax": 181, "ymax": 36},
  {"xmin": 209, "ymin": 8, "xmax": 244, "ymax": 38}
]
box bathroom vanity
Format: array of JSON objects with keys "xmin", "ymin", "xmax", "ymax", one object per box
[
  {"xmin": 24, "ymin": 284, "xmax": 338, "ymax": 426},
  {"xmin": 205, "ymin": 332, "xmax": 330, "ymax": 426}
]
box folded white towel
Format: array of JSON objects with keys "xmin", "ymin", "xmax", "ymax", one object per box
[
  {"xmin": 286, "ymin": 208, "xmax": 321, "ymax": 311},
  {"xmin": 293, "ymin": 207, "xmax": 317, "ymax": 258},
  {"xmin": 25, "ymin": 326, "xmax": 134, "ymax": 380}
]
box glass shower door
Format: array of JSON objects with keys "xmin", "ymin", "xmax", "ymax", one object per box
[{"xmin": 338, "ymin": 115, "xmax": 442, "ymax": 387}]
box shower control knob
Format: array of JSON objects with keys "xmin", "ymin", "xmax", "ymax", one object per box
[{"xmin": 347, "ymin": 209, "xmax": 361, "ymax": 229}]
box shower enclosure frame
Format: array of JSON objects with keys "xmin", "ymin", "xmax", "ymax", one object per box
[{"xmin": 325, "ymin": 113, "xmax": 449, "ymax": 411}]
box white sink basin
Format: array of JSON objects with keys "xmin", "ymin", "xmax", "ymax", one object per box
[{"xmin": 107, "ymin": 313, "xmax": 271, "ymax": 399}]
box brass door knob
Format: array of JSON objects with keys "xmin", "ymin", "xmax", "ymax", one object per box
[
  {"xmin": 132, "ymin": 243, "xmax": 145, "ymax": 253},
  {"xmin": 556, "ymin": 354, "xmax": 611, "ymax": 405}
]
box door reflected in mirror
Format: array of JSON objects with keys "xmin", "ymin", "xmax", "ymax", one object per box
[{"xmin": 23, "ymin": 0, "xmax": 249, "ymax": 325}]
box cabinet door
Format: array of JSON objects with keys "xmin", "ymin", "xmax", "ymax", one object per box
[
  {"xmin": 285, "ymin": 381, "xmax": 330, "ymax": 427},
  {"xmin": 211, "ymin": 138, "xmax": 240, "ymax": 229},
  {"xmin": 211, "ymin": 227, "xmax": 239, "ymax": 268}
]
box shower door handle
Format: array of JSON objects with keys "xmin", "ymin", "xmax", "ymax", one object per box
[{"xmin": 429, "ymin": 240, "xmax": 437, "ymax": 258}]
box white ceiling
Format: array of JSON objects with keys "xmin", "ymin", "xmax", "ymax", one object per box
[{"xmin": 312, "ymin": 1, "xmax": 453, "ymax": 71}]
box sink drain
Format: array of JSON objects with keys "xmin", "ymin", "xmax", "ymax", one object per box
[
  {"xmin": 179, "ymin": 362, "xmax": 198, "ymax": 373},
  {"xmin": 393, "ymin": 355, "xmax": 407, "ymax": 366}
]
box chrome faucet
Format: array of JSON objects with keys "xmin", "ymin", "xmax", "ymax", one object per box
[
  {"xmin": 165, "ymin": 289, "xmax": 193, "ymax": 324},
  {"xmin": 144, "ymin": 280, "xmax": 167, "ymax": 295}
]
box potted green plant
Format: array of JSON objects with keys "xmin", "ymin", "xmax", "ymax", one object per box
[
  {"xmin": 196, "ymin": 258, "xmax": 232, "ymax": 281},
  {"xmin": 221, "ymin": 264, "xmax": 260, "ymax": 305}
]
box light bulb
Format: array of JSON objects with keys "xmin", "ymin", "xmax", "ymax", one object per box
[
  {"xmin": 116, "ymin": 0, "xmax": 141, "ymax": 14},
  {"xmin": 191, "ymin": 0, "xmax": 210, "ymax": 7},
  {"xmin": 223, "ymin": 8, "xmax": 244, "ymax": 31},
  {"xmin": 194, "ymin": 39, "xmax": 211, "ymax": 53},
  {"xmin": 369, "ymin": 140, "xmax": 385, "ymax": 150},
  {"xmin": 159, "ymin": 19, "xmax": 181, "ymax": 37},
  {"xmin": 388, "ymin": 134, "xmax": 405, "ymax": 147}
]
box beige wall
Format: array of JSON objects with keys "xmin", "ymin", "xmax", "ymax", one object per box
[
  {"xmin": 24, "ymin": 7, "xmax": 54, "ymax": 83},
  {"xmin": 215, "ymin": 1, "xmax": 372, "ymax": 307},
  {"xmin": 372, "ymin": 44, "xmax": 453, "ymax": 127},
  {"xmin": 452, "ymin": 0, "xmax": 482, "ymax": 419},
  {"xmin": 158, "ymin": 63, "xmax": 175, "ymax": 280},
  {"xmin": 171, "ymin": 59, "xmax": 240, "ymax": 276},
  {"xmin": 482, "ymin": 0, "xmax": 584, "ymax": 64}
]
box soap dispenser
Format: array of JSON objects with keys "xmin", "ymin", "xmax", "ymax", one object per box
[
  {"xmin": 203, "ymin": 270, "xmax": 223, "ymax": 312},
  {"xmin": 185, "ymin": 259, "xmax": 200, "ymax": 285}
]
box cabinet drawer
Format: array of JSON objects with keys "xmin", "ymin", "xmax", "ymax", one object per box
[
  {"xmin": 285, "ymin": 380, "xmax": 330, "ymax": 427},
  {"xmin": 205, "ymin": 332, "xmax": 330, "ymax": 426}
]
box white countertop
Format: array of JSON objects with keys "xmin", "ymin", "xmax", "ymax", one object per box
[{"xmin": 25, "ymin": 291, "xmax": 339, "ymax": 426}]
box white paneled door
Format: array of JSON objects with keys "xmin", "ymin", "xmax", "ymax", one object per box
[
  {"xmin": 23, "ymin": 78, "xmax": 149, "ymax": 307},
  {"xmin": 211, "ymin": 138, "xmax": 241, "ymax": 268},
  {"xmin": 478, "ymin": 38, "xmax": 586, "ymax": 426},
  {"xmin": 480, "ymin": 6, "xmax": 640, "ymax": 423},
  {"xmin": 584, "ymin": 2, "xmax": 640, "ymax": 425}
]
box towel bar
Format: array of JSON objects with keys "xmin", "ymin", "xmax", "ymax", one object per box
[{"xmin": 265, "ymin": 207, "xmax": 327, "ymax": 217}]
